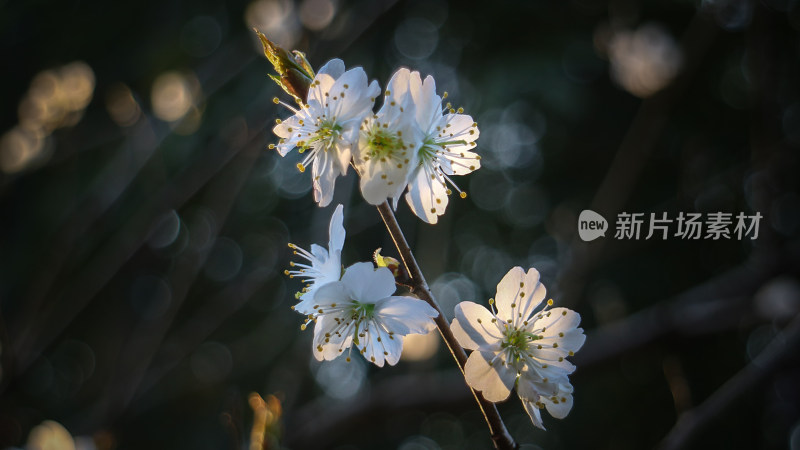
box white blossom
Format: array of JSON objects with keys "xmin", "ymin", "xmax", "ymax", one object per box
[
  {"xmin": 354, "ymin": 70, "xmax": 423, "ymax": 206},
  {"xmin": 385, "ymin": 68, "xmax": 481, "ymax": 223},
  {"xmin": 273, "ymin": 59, "xmax": 380, "ymax": 207},
  {"xmin": 287, "ymin": 204, "xmax": 345, "ymax": 312},
  {"xmin": 302, "ymin": 262, "xmax": 438, "ymax": 367},
  {"xmin": 451, "ymin": 266, "xmax": 585, "ymax": 429}
]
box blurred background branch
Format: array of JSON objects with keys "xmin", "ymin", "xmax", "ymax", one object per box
[{"xmin": 1, "ymin": 0, "xmax": 799, "ymax": 449}]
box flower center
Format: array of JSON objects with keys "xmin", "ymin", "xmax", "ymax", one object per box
[
  {"xmin": 352, "ymin": 300, "xmax": 375, "ymax": 319},
  {"xmin": 418, "ymin": 139, "xmax": 437, "ymax": 163},
  {"xmin": 366, "ymin": 128, "xmax": 403, "ymax": 159},
  {"xmin": 311, "ymin": 121, "xmax": 342, "ymax": 150},
  {"xmin": 500, "ymin": 326, "xmax": 541, "ymax": 363}
]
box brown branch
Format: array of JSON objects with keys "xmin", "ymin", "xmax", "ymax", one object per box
[{"xmin": 375, "ymin": 202, "xmax": 517, "ymax": 450}]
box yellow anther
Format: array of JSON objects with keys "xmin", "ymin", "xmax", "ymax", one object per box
[
  {"xmin": 272, "ymin": 97, "xmax": 280, "ymax": 104},
  {"xmin": 296, "ymin": 163, "xmax": 305, "ymax": 172},
  {"xmin": 547, "ymin": 299, "xmax": 554, "ymax": 306},
  {"xmin": 460, "ymin": 192, "xmax": 467, "ymax": 199}
]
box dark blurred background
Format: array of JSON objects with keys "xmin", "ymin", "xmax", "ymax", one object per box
[{"xmin": 1, "ymin": 0, "xmax": 800, "ymax": 448}]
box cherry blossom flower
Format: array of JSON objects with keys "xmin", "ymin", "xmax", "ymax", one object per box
[
  {"xmin": 301, "ymin": 262, "xmax": 438, "ymax": 367},
  {"xmin": 286, "ymin": 204, "xmax": 345, "ymax": 312},
  {"xmin": 354, "ymin": 70, "xmax": 423, "ymax": 206},
  {"xmin": 451, "ymin": 266, "xmax": 585, "ymax": 428},
  {"xmin": 273, "ymin": 59, "xmax": 380, "ymax": 207},
  {"xmin": 385, "ymin": 68, "xmax": 481, "ymax": 223}
]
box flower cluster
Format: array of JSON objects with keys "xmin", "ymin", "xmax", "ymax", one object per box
[
  {"xmin": 287, "ymin": 205, "xmax": 438, "ymax": 367},
  {"xmin": 451, "ymin": 267, "xmax": 585, "ymax": 429},
  {"xmin": 272, "ymin": 61, "xmax": 480, "ymax": 224},
  {"xmin": 262, "ymin": 38, "xmax": 586, "ymax": 435}
]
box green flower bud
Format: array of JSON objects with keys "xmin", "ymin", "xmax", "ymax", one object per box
[{"xmin": 255, "ymin": 29, "xmax": 314, "ymax": 102}]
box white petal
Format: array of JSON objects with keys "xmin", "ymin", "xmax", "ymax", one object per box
[
  {"xmin": 334, "ymin": 141, "xmax": 353, "ymax": 175},
  {"xmin": 358, "ymin": 158, "xmax": 411, "ymax": 205},
  {"xmin": 378, "ymin": 324, "xmax": 403, "ymax": 366},
  {"xmin": 294, "ymin": 280, "xmax": 344, "ymax": 316},
  {"xmin": 310, "ymin": 281, "xmax": 348, "ymax": 308},
  {"xmin": 536, "ymin": 329, "xmax": 585, "ymax": 355},
  {"xmin": 387, "ymin": 68, "xmax": 412, "ymax": 101},
  {"xmin": 317, "ymin": 59, "xmax": 345, "ymax": 79},
  {"xmin": 451, "ymin": 301, "xmax": 503, "ymax": 351},
  {"xmin": 293, "ymin": 294, "xmax": 317, "ymax": 316},
  {"xmin": 366, "ymin": 79, "xmax": 381, "ymax": 100},
  {"xmin": 404, "ymin": 164, "xmax": 449, "ymax": 224},
  {"xmin": 374, "ymin": 296, "xmax": 438, "ymax": 335},
  {"xmin": 273, "ymin": 115, "xmax": 301, "ymax": 140},
  {"xmin": 310, "ymin": 243, "xmax": 328, "ymax": 261},
  {"xmin": 440, "ymin": 114, "xmax": 479, "ymax": 146},
  {"xmin": 412, "ymin": 74, "xmax": 441, "ymax": 133},
  {"xmin": 328, "ymin": 204, "xmax": 345, "ymax": 254},
  {"xmin": 361, "ymin": 321, "xmax": 386, "ymax": 367},
  {"xmin": 330, "ymin": 67, "xmax": 374, "ymax": 122},
  {"xmin": 312, "ymin": 148, "xmax": 339, "ymax": 207},
  {"xmin": 316, "ymin": 253, "xmax": 343, "ymax": 285},
  {"xmin": 544, "ymin": 382, "xmax": 574, "ymax": 419},
  {"xmin": 522, "ymin": 398, "xmax": 546, "ymax": 430},
  {"xmin": 307, "ymin": 73, "xmax": 337, "ymax": 105},
  {"xmin": 517, "ymin": 368, "xmax": 564, "ymax": 399},
  {"xmin": 341, "ymin": 263, "xmax": 396, "ymax": 304},
  {"xmin": 529, "ymin": 358, "xmax": 575, "ymax": 379},
  {"xmin": 463, "ymin": 351, "xmax": 515, "ymax": 402},
  {"xmin": 530, "ymin": 348, "xmax": 577, "ymax": 373},
  {"xmin": 312, "ymin": 314, "xmax": 352, "ymax": 361},
  {"xmin": 444, "ymin": 149, "xmax": 481, "ymax": 176},
  {"xmin": 495, "ymin": 267, "xmax": 546, "ymax": 326},
  {"xmin": 536, "ymin": 307, "xmax": 582, "ymax": 333}
]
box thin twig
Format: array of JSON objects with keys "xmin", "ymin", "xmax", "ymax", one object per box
[{"xmin": 375, "ymin": 202, "xmax": 517, "ymax": 450}]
